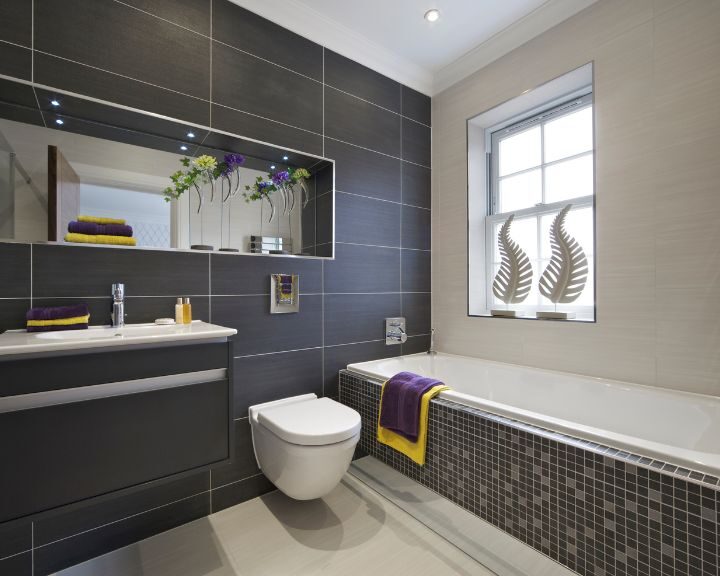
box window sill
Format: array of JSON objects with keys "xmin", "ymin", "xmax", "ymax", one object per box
[{"xmin": 470, "ymin": 312, "xmax": 595, "ymax": 323}]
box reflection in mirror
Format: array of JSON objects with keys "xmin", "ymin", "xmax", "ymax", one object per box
[{"xmin": 0, "ymin": 79, "xmax": 333, "ymax": 258}]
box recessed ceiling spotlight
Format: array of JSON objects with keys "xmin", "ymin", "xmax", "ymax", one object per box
[
  {"xmin": 424, "ymin": 9, "xmax": 440, "ymax": 22},
  {"xmin": 50, "ymin": 99, "xmax": 61, "ymax": 107},
  {"xmin": 180, "ymin": 145, "xmax": 188, "ymax": 151},
  {"xmin": 270, "ymin": 165, "xmax": 276, "ymax": 170},
  {"xmin": 283, "ymin": 155, "xmax": 289, "ymax": 161},
  {"xmin": 187, "ymin": 131, "xmax": 195, "ymax": 138},
  {"xmin": 55, "ymin": 118, "xmax": 64, "ymax": 125}
]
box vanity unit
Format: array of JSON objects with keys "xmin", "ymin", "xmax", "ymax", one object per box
[{"xmin": 0, "ymin": 322, "xmax": 236, "ymax": 525}]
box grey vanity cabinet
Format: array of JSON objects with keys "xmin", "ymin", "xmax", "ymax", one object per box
[{"xmin": 0, "ymin": 342, "xmax": 233, "ymax": 525}]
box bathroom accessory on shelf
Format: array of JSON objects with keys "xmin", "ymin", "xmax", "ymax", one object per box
[
  {"xmin": 270, "ymin": 274, "xmax": 299, "ymax": 314},
  {"xmin": 25, "ymin": 303, "xmax": 90, "ymax": 333},
  {"xmin": 491, "ymin": 213, "xmax": 532, "ymax": 317},
  {"xmin": 537, "ymin": 204, "xmax": 588, "ymax": 319},
  {"xmin": 385, "ymin": 317, "xmax": 407, "ymax": 345}
]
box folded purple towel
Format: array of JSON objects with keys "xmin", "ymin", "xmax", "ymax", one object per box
[
  {"xmin": 27, "ymin": 323, "xmax": 89, "ymax": 333},
  {"xmin": 68, "ymin": 221, "xmax": 133, "ymax": 237},
  {"xmin": 380, "ymin": 371, "xmax": 443, "ymax": 442},
  {"xmin": 26, "ymin": 303, "xmax": 90, "ymax": 322}
]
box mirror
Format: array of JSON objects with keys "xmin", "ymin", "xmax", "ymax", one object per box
[{"xmin": 0, "ymin": 78, "xmax": 334, "ymax": 258}]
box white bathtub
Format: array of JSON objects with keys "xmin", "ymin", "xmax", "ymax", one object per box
[{"xmin": 347, "ymin": 353, "xmax": 720, "ymax": 478}]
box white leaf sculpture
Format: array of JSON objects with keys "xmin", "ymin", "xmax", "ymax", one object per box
[
  {"xmin": 492, "ymin": 214, "xmax": 533, "ymax": 304},
  {"xmin": 539, "ymin": 204, "xmax": 588, "ymax": 304}
]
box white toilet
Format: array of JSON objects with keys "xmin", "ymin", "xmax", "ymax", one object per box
[{"xmin": 249, "ymin": 393, "xmax": 362, "ymax": 500}]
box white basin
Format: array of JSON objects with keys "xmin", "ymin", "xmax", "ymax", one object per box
[{"xmin": 0, "ymin": 321, "xmax": 237, "ymax": 356}]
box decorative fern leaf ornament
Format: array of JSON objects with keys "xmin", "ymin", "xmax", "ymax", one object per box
[
  {"xmin": 492, "ymin": 214, "xmax": 533, "ymax": 304},
  {"xmin": 539, "ymin": 204, "xmax": 588, "ymax": 304}
]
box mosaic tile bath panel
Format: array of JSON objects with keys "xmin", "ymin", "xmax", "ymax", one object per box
[{"xmin": 339, "ymin": 370, "xmax": 720, "ymax": 576}]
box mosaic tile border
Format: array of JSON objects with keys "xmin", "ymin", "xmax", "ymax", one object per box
[{"xmin": 339, "ymin": 370, "xmax": 720, "ymax": 576}]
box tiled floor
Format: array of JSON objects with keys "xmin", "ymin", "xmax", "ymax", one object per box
[{"xmin": 56, "ymin": 475, "xmax": 495, "ymax": 576}]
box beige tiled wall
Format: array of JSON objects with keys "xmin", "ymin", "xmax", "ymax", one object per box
[{"xmin": 432, "ymin": 0, "xmax": 720, "ymax": 395}]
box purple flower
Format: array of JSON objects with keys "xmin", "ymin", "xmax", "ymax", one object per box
[
  {"xmin": 257, "ymin": 181, "xmax": 272, "ymax": 192},
  {"xmin": 271, "ymin": 170, "xmax": 291, "ymax": 186},
  {"xmin": 224, "ymin": 153, "xmax": 245, "ymax": 168}
]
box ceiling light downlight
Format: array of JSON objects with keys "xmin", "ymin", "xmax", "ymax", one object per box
[{"xmin": 424, "ymin": 9, "xmax": 440, "ymax": 22}]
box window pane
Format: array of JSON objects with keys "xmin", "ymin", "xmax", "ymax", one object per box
[
  {"xmin": 493, "ymin": 215, "xmax": 538, "ymax": 261},
  {"xmin": 544, "ymin": 154, "xmax": 594, "ymax": 203},
  {"xmin": 498, "ymin": 126, "xmax": 541, "ymax": 176},
  {"xmin": 543, "ymin": 106, "xmax": 593, "ymax": 163},
  {"xmin": 499, "ymin": 169, "xmax": 541, "ymax": 213}
]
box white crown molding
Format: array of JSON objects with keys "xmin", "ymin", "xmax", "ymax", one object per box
[
  {"xmin": 229, "ymin": 0, "xmax": 598, "ymax": 97},
  {"xmin": 433, "ymin": 0, "xmax": 599, "ymax": 95},
  {"xmin": 227, "ymin": 0, "xmax": 434, "ymax": 95}
]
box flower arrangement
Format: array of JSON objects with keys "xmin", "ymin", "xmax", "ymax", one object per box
[
  {"xmin": 163, "ymin": 153, "xmax": 245, "ymax": 203},
  {"xmin": 243, "ymin": 166, "xmax": 312, "ymax": 222}
]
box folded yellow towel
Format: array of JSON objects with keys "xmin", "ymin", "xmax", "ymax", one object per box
[
  {"xmin": 27, "ymin": 315, "xmax": 91, "ymax": 327},
  {"xmin": 78, "ymin": 215, "xmax": 126, "ymax": 225},
  {"xmin": 377, "ymin": 383, "xmax": 449, "ymax": 465},
  {"xmin": 64, "ymin": 233, "xmax": 137, "ymax": 246}
]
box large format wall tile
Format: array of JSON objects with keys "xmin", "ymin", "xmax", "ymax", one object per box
[
  {"xmin": 0, "ymin": 42, "xmax": 31, "ymax": 81},
  {"xmin": 120, "ymin": 0, "xmax": 211, "ymax": 35},
  {"xmin": 401, "ymin": 249, "xmax": 431, "ymax": 293},
  {"xmin": 210, "ymin": 104, "xmax": 322, "ymax": 157},
  {"xmin": 324, "ymin": 293, "xmax": 401, "ymax": 346},
  {"xmin": 402, "ymin": 162, "xmax": 431, "ymax": 209},
  {"xmin": 324, "ymin": 243, "xmax": 400, "ymax": 294},
  {"xmin": 211, "ymin": 253, "xmax": 322, "ymax": 295},
  {"xmin": 0, "ymin": 243, "xmax": 30, "ymax": 297},
  {"xmin": 324, "ymin": 139, "xmax": 401, "ymax": 203},
  {"xmin": 0, "ymin": 552, "xmax": 31, "ymax": 576},
  {"xmin": 402, "ymin": 118, "xmax": 431, "ymax": 167},
  {"xmin": 0, "ymin": 299, "xmax": 30, "ymax": 331},
  {"xmin": 324, "ymin": 50, "xmax": 401, "ymax": 112},
  {"xmin": 35, "ymin": 53, "xmax": 210, "ymax": 126},
  {"xmin": 402, "ymin": 85, "xmax": 432, "ymax": 126},
  {"xmin": 232, "ymin": 348, "xmax": 323, "ymax": 416},
  {"xmin": 35, "ymin": 0, "xmax": 211, "ymax": 100},
  {"xmin": 213, "ymin": 294, "xmax": 322, "ymax": 355},
  {"xmin": 32, "ymin": 244, "xmax": 210, "ymax": 297},
  {"xmin": 402, "ymin": 205, "xmax": 431, "ymax": 250},
  {"xmin": 335, "ymin": 193, "xmax": 401, "ymax": 248},
  {"xmin": 211, "ymin": 420, "xmax": 260, "ymax": 487},
  {"xmin": 0, "ymin": 0, "xmax": 32, "ymax": 47},
  {"xmin": 212, "ymin": 1, "xmax": 322, "ymax": 81},
  {"xmin": 323, "ymin": 340, "xmax": 397, "ymax": 397},
  {"xmin": 325, "ymin": 88, "xmax": 401, "ymax": 157},
  {"xmin": 0, "ymin": 518, "xmax": 32, "ymax": 561},
  {"xmin": 212, "ymin": 42, "xmax": 322, "ymax": 134},
  {"xmin": 402, "ymin": 292, "xmax": 431, "ymax": 336}
]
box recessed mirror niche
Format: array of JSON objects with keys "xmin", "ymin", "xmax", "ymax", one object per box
[{"xmin": 0, "ymin": 79, "xmax": 334, "ymax": 258}]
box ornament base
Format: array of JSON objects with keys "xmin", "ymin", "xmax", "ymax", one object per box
[
  {"xmin": 190, "ymin": 244, "xmax": 214, "ymax": 251},
  {"xmin": 536, "ymin": 311, "xmax": 576, "ymax": 320},
  {"xmin": 490, "ymin": 309, "xmax": 523, "ymax": 318}
]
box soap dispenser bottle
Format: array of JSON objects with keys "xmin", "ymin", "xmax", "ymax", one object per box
[
  {"xmin": 182, "ymin": 297, "xmax": 192, "ymax": 324},
  {"xmin": 175, "ymin": 298, "xmax": 184, "ymax": 324}
]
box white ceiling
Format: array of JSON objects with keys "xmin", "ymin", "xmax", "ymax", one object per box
[{"xmin": 230, "ymin": 0, "xmax": 598, "ymax": 95}]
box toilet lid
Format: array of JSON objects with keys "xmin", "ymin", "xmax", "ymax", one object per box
[{"xmin": 258, "ymin": 398, "xmax": 361, "ymax": 446}]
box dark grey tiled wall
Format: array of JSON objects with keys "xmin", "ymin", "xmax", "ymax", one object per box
[
  {"xmin": 0, "ymin": 0, "xmax": 431, "ymax": 573},
  {"xmin": 340, "ymin": 372, "xmax": 720, "ymax": 576}
]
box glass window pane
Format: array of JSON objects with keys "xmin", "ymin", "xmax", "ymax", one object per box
[
  {"xmin": 498, "ymin": 126, "xmax": 541, "ymax": 176},
  {"xmin": 543, "ymin": 106, "xmax": 593, "ymax": 163},
  {"xmin": 544, "ymin": 154, "xmax": 594, "ymax": 203},
  {"xmin": 499, "ymin": 169, "xmax": 541, "ymax": 213}
]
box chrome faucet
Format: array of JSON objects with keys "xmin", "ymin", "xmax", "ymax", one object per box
[
  {"xmin": 427, "ymin": 328, "xmax": 437, "ymax": 355},
  {"xmin": 111, "ymin": 283, "xmax": 125, "ymax": 328}
]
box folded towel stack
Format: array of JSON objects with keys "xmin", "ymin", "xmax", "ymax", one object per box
[
  {"xmin": 64, "ymin": 215, "xmax": 136, "ymax": 246},
  {"xmin": 377, "ymin": 371, "xmax": 449, "ymax": 465},
  {"xmin": 26, "ymin": 303, "xmax": 90, "ymax": 333}
]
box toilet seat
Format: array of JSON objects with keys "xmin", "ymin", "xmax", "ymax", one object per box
[{"xmin": 257, "ymin": 396, "xmax": 361, "ymax": 446}]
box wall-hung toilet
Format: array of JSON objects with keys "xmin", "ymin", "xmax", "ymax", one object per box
[{"xmin": 249, "ymin": 394, "xmax": 361, "ymax": 500}]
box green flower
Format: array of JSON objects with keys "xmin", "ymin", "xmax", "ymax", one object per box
[{"xmin": 291, "ymin": 167, "xmax": 311, "ymax": 181}]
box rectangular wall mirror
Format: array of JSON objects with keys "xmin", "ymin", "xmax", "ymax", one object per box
[{"xmin": 0, "ymin": 77, "xmax": 334, "ymax": 258}]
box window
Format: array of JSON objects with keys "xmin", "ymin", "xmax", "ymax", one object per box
[{"xmin": 485, "ymin": 93, "xmax": 595, "ymax": 319}]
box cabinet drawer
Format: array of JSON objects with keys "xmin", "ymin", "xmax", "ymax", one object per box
[{"xmin": 0, "ymin": 374, "xmax": 230, "ymax": 524}]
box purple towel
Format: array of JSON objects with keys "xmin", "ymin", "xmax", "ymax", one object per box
[
  {"xmin": 379, "ymin": 371, "xmax": 443, "ymax": 442},
  {"xmin": 26, "ymin": 303, "xmax": 89, "ymax": 322},
  {"xmin": 68, "ymin": 221, "xmax": 134, "ymax": 237}
]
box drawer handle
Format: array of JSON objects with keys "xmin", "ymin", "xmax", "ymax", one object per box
[{"xmin": 0, "ymin": 368, "xmax": 227, "ymax": 414}]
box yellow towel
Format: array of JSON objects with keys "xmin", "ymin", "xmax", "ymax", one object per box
[
  {"xmin": 64, "ymin": 233, "xmax": 137, "ymax": 246},
  {"xmin": 78, "ymin": 215, "xmax": 126, "ymax": 225},
  {"xmin": 27, "ymin": 315, "xmax": 90, "ymax": 327},
  {"xmin": 377, "ymin": 383, "xmax": 449, "ymax": 465}
]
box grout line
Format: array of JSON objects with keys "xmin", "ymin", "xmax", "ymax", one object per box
[
  {"xmin": 30, "ymin": 521, "xmax": 34, "ymax": 576},
  {"xmin": 324, "ymin": 135, "xmax": 431, "ymax": 169},
  {"xmin": 212, "ymin": 101, "xmax": 322, "ymax": 137},
  {"xmin": 234, "ymin": 346, "xmax": 323, "ymax": 359},
  {"xmin": 209, "ymin": 0, "xmax": 213, "ymax": 127},
  {"xmin": 399, "ymin": 87, "xmax": 403, "ymax": 333},
  {"xmin": 211, "ymin": 472, "xmax": 265, "ymax": 492},
  {"xmin": 209, "ymin": 470, "xmax": 213, "ymax": 514},
  {"xmin": 321, "ymin": 259, "xmax": 325, "ymax": 396},
  {"xmin": 212, "ymin": 292, "xmax": 322, "ymax": 297},
  {"xmin": 322, "ymin": 47, "xmax": 325, "ymax": 158},
  {"xmin": 0, "ymin": 549, "xmax": 31, "ymax": 564},
  {"xmin": 330, "ymin": 189, "xmax": 430, "ymax": 211},
  {"xmin": 324, "ymin": 84, "xmax": 430, "ymax": 128},
  {"xmin": 208, "ymin": 254, "xmax": 212, "ymax": 322},
  {"xmin": 29, "ymin": 244, "xmax": 33, "ymax": 307},
  {"xmin": 113, "ymin": 0, "xmax": 208, "ymax": 39}
]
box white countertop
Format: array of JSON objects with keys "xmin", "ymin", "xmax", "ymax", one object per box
[{"xmin": 0, "ymin": 321, "xmax": 237, "ymax": 357}]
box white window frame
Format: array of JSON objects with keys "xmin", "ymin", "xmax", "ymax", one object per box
[{"xmin": 484, "ymin": 92, "xmax": 595, "ymax": 318}]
